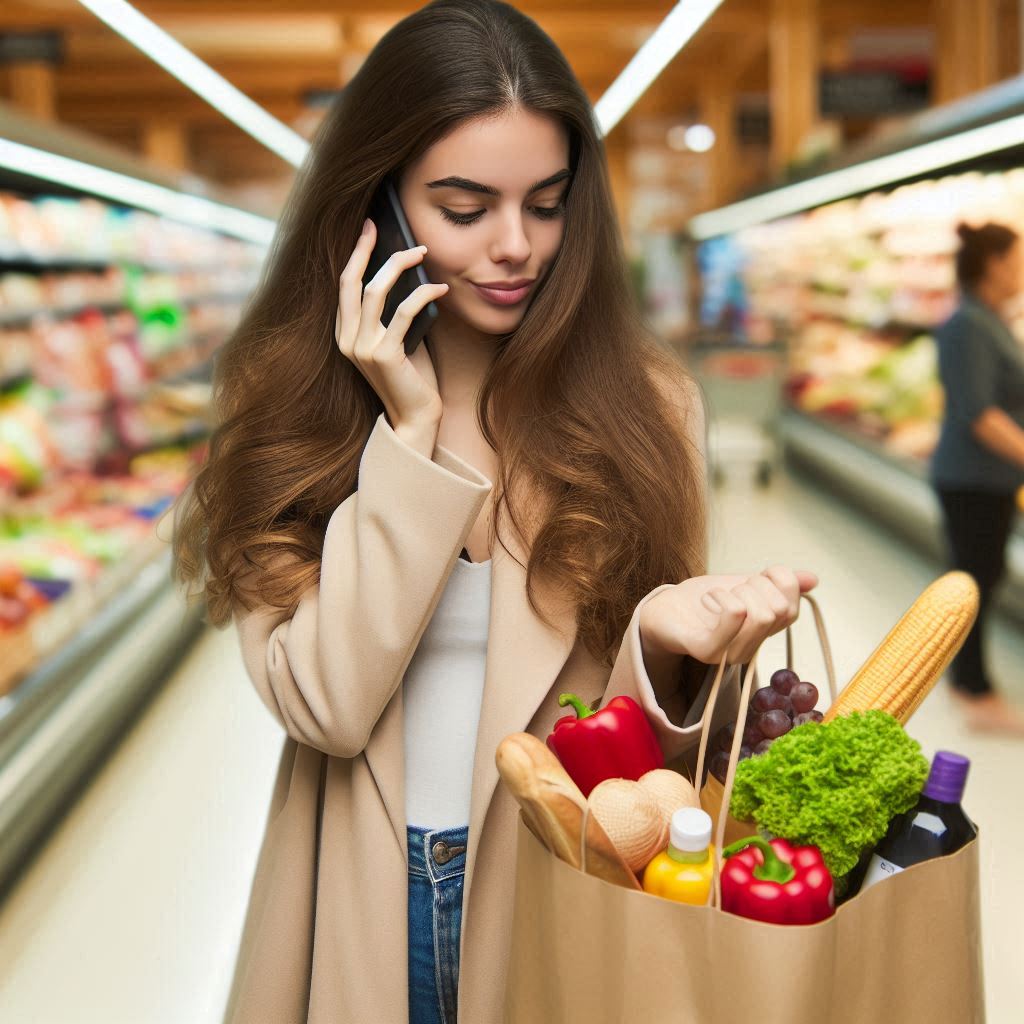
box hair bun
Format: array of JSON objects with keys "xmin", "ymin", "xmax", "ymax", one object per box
[{"xmin": 956, "ymin": 222, "xmax": 974, "ymax": 240}]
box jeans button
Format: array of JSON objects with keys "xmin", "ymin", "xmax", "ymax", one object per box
[{"xmin": 432, "ymin": 841, "xmax": 452, "ymax": 865}]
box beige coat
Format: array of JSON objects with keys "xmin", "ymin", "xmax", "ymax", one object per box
[{"xmin": 223, "ymin": 411, "xmax": 739, "ymax": 1024}]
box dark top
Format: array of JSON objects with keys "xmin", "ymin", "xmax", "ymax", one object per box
[{"xmin": 930, "ymin": 293, "xmax": 1024, "ymax": 494}]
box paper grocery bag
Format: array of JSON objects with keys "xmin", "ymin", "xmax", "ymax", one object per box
[
  {"xmin": 503, "ymin": 594, "xmax": 985, "ymax": 1024},
  {"xmin": 504, "ymin": 812, "xmax": 984, "ymax": 1024},
  {"xmin": 698, "ymin": 771, "xmax": 755, "ymax": 847}
]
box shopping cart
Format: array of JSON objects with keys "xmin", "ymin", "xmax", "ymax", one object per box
[{"xmin": 684, "ymin": 335, "xmax": 785, "ymax": 487}]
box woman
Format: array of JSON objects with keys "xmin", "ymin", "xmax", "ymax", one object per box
[
  {"xmin": 172, "ymin": 3, "xmax": 817, "ymax": 1021},
  {"xmin": 931, "ymin": 220, "xmax": 1024, "ymax": 735}
]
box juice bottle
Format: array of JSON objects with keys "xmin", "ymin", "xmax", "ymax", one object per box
[{"xmin": 642, "ymin": 807, "xmax": 715, "ymax": 905}]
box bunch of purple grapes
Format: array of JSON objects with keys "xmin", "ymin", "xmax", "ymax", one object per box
[{"xmin": 708, "ymin": 668, "xmax": 823, "ymax": 783}]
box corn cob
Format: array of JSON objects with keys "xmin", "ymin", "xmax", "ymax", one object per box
[{"xmin": 823, "ymin": 571, "xmax": 979, "ymax": 725}]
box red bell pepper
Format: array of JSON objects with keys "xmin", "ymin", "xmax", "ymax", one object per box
[
  {"xmin": 720, "ymin": 836, "xmax": 835, "ymax": 925},
  {"xmin": 546, "ymin": 693, "xmax": 664, "ymax": 798}
]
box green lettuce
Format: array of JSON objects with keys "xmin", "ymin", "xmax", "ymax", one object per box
[{"xmin": 729, "ymin": 710, "xmax": 929, "ymax": 878}]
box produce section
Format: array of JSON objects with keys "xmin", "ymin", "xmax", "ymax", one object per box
[
  {"xmin": 727, "ymin": 169, "xmax": 1024, "ymax": 463},
  {"xmin": 0, "ymin": 126, "xmax": 266, "ymax": 890},
  {"xmin": 690, "ymin": 91, "xmax": 1024, "ymax": 621},
  {"xmin": 0, "ymin": 189, "xmax": 262, "ymax": 695}
]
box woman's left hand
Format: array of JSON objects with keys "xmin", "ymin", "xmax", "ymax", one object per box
[{"xmin": 639, "ymin": 565, "xmax": 819, "ymax": 669}]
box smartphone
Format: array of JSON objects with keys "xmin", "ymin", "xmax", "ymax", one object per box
[{"xmin": 362, "ymin": 178, "xmax": 439, "ymax": 355}]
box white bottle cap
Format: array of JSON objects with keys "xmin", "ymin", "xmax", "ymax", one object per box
[{"xmin": 670, "ymin": 807, "xmax": 713, "ymax": 853}]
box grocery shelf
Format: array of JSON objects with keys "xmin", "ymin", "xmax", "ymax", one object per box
[
  {"xmin": 0, "ymin": 98, "xmax": 273, "ymax": 223},
  {"xmin": 0, "ymin": 291, "xmax": 254, "ymax": 329},
  {"xmin": 0, "ymin": 546, "xmax": 205, "ymax": 896},
  {"xmin": 781, "ymin": 408, "xmax": 1024, "ymax": 621},
  {"xmin": 785, "ymin": 405, "xmax": 930, "ymax": 480},
  {"xmin": 0, "ymin": 254, "xmax": 258, "ymax": 274},
  {"xmin": 0, "ymin": 99, "xmax": 255, "ymax": 897}
]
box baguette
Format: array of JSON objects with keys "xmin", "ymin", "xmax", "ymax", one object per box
[{"xmin": 496, "ymin": 732, "xmax": 642, "ymax": 891}]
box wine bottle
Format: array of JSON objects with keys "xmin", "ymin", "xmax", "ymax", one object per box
[{"xmin": 861, "ymin": 750, "xmax": 977, "ymax": 892}]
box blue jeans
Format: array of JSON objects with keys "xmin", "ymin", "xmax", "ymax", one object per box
[{"xmin": 407, "ymin": 824, "xmax": 469, "ymax": 1024}]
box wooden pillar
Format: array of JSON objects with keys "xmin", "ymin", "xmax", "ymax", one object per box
[
  {"xmin": 698, "ymin": 28, "xmax": 768, "ymax": 209},
  {"xmin": 604, "ymin": 131, "xmax": 631, "ymax": 233},
  {"xmin": 142, "ymin": 122, "xmax": 189, "ymax": 173},
  {"xmin": 698, "ymin": 70, "xmax": 737, "ymax": 211},
  {"xmin": 933, "ymin": 0, "xmax": 1000, "ymax": 105},
  {"xmin": 770, "ymin": 0, "xmax": 819, "ymax": 172},
  {"xmin": 9, "ymin": 62, "xmax": 56, "ymax": 121}
]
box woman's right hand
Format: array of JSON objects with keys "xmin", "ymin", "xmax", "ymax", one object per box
[{"xmin": 335, "ymin": 217, "xmax": 448, "ymax": 433}]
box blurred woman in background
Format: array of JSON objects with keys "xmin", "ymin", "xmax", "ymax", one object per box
[{"xmin": 931, "ymin": 221, "xmax": 1024, "ymax": 735}]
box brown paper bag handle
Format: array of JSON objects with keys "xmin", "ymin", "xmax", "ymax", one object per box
[
  {"xmin": 580, "ymin": 592, "xmax": 835, "ymax": 898},
  {"xmin": 693, "ymin": 592, "xmax": 836, "ymax": 908},
  {"xmin": 709, "ymin": 653, "xmax": 760, "ymax": 908},
  {"xmin": 693, "ymin": 592, "xmax": 835, "ymax": 789},
  {"xmin": 792, "ymin": 593, "xmax": 838, "ymax": 704}
]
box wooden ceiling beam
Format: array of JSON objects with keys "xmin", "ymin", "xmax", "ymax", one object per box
[
  {"xmin": 10, "ymin": 0, "xmax": 681, "ymax": 20},
  {"xmin": 0, "ymin": 1, "xmax": 673, "ymax": 31},
  {"xmin": 62, "ymin": 20, "xmax": 344, "ymax": 62},
  {"xmin": 1, "ymin": 0, "xmax": 930, "ymax": 34},
  {"xmin": 58, "ymin": 94, "xmax": 306, "ymax": 128},
  {"xmin": 54, "ymin": 62, "xmax": 346, "ymax": 97}
]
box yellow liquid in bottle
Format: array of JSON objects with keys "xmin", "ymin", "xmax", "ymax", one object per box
[{"xmin": 642, "ymin": 844, "xmax": 715, "ymax": 905}]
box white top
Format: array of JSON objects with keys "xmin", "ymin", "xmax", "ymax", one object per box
[{"xmin": 403, "ymin": 556, "xmax": 492, "ymax": 829}]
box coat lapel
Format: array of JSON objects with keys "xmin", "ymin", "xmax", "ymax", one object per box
[
  {"xmin": 363, "ymin": 477, "xmax": 578, "ymax": 869},
  {"xmin": 462, "ymin": 503, "xmax": 578, "ymax": 911},
  {"xmin": 362, "ymin": 667, "xmax": 408, "ymax": 860}
]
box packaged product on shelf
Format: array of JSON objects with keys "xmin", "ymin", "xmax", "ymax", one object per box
[
  {"xmin": 0, "ymin": 183, "xmax": 264, "ymax": 697},
  {"xmin": 0, "ymin": 383, "xmax": 61, "ymax": 489}
]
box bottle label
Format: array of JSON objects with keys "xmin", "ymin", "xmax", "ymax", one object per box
[
  {"xmin": 911, "ymin": 811, "xmax": 948, "ymax": 838},
  {"xmin": 861, "ymin": 854, "xmax": 904, "ymax": 891}
]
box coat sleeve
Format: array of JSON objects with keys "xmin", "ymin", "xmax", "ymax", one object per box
[
  {"xmin": 234, "ymin": 412, "xmax": 493, "ymax": 758},
  {"xmin": 602, "ymin": 586, "xmax": 740, "ymax": 766}
]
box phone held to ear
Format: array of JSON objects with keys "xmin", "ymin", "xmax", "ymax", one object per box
[{"xmin": 362, "ymin": 178, "xmax": 439, "ymax": 356}]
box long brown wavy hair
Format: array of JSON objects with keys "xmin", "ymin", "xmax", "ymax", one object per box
[{"xmin": 171, "ymin": 0, "xmax": 707, "ymax": 668}]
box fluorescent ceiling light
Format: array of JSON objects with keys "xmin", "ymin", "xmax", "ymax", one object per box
[
  {"xmin": 689, "ymin": 112, "xmax": 1024, "ymax": 239},
  {"xmin": 0, "ymin": 138, "xmax": 276, "ymax": 244},
  {"xmin": 594, "ymin": 0, "xmax": 725, "ymax": 136},
  {"xmin": 77, "ymin": 0, "xmax": 309, "ymax": 167},
  {"xmin": 684, "ymin": 125, "xmax": 716, "ymax": 153}
]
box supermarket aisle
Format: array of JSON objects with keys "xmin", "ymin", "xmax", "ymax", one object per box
[
  {"xmin": 0, "ymin": 615, "xmax": 284, "ymax": 1024},
  {"xmin": 0, "ymin": 466, "xmax": 1021, "ymax": 1024}
]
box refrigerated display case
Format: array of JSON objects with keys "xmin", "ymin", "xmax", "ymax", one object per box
[
  {"xmin": 0, "ymin": 107, "xmax": 269, "ymax": 892},
  {"xmin": 687, "ymin": 76, "xmax": 1024, "ymax": 621}
]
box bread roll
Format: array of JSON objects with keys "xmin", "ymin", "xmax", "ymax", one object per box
[
  {"xmin": 587, "ymin": 778, "xmax": 668, "ymax": 873},
  {"xmin": 638, "ymin": 768, "xmax": 701, "ymax": 828},
  {"xmin": 495, "ymin": 732, "xmax": 642, "ymax": 890}
]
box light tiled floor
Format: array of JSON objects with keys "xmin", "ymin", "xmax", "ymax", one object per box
[{"xmin": 0, "ymin": 464, "xmax": 1020, "ymax": 1023}]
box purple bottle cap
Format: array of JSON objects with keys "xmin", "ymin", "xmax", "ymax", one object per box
[{"xmin": 923, "ymin": 750, "xmax": 970, "ymax": 803}]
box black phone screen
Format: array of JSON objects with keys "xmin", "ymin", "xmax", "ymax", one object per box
[{"xmin": 362, "ymin": 179, "xmax": 439, "ymax": 355}]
